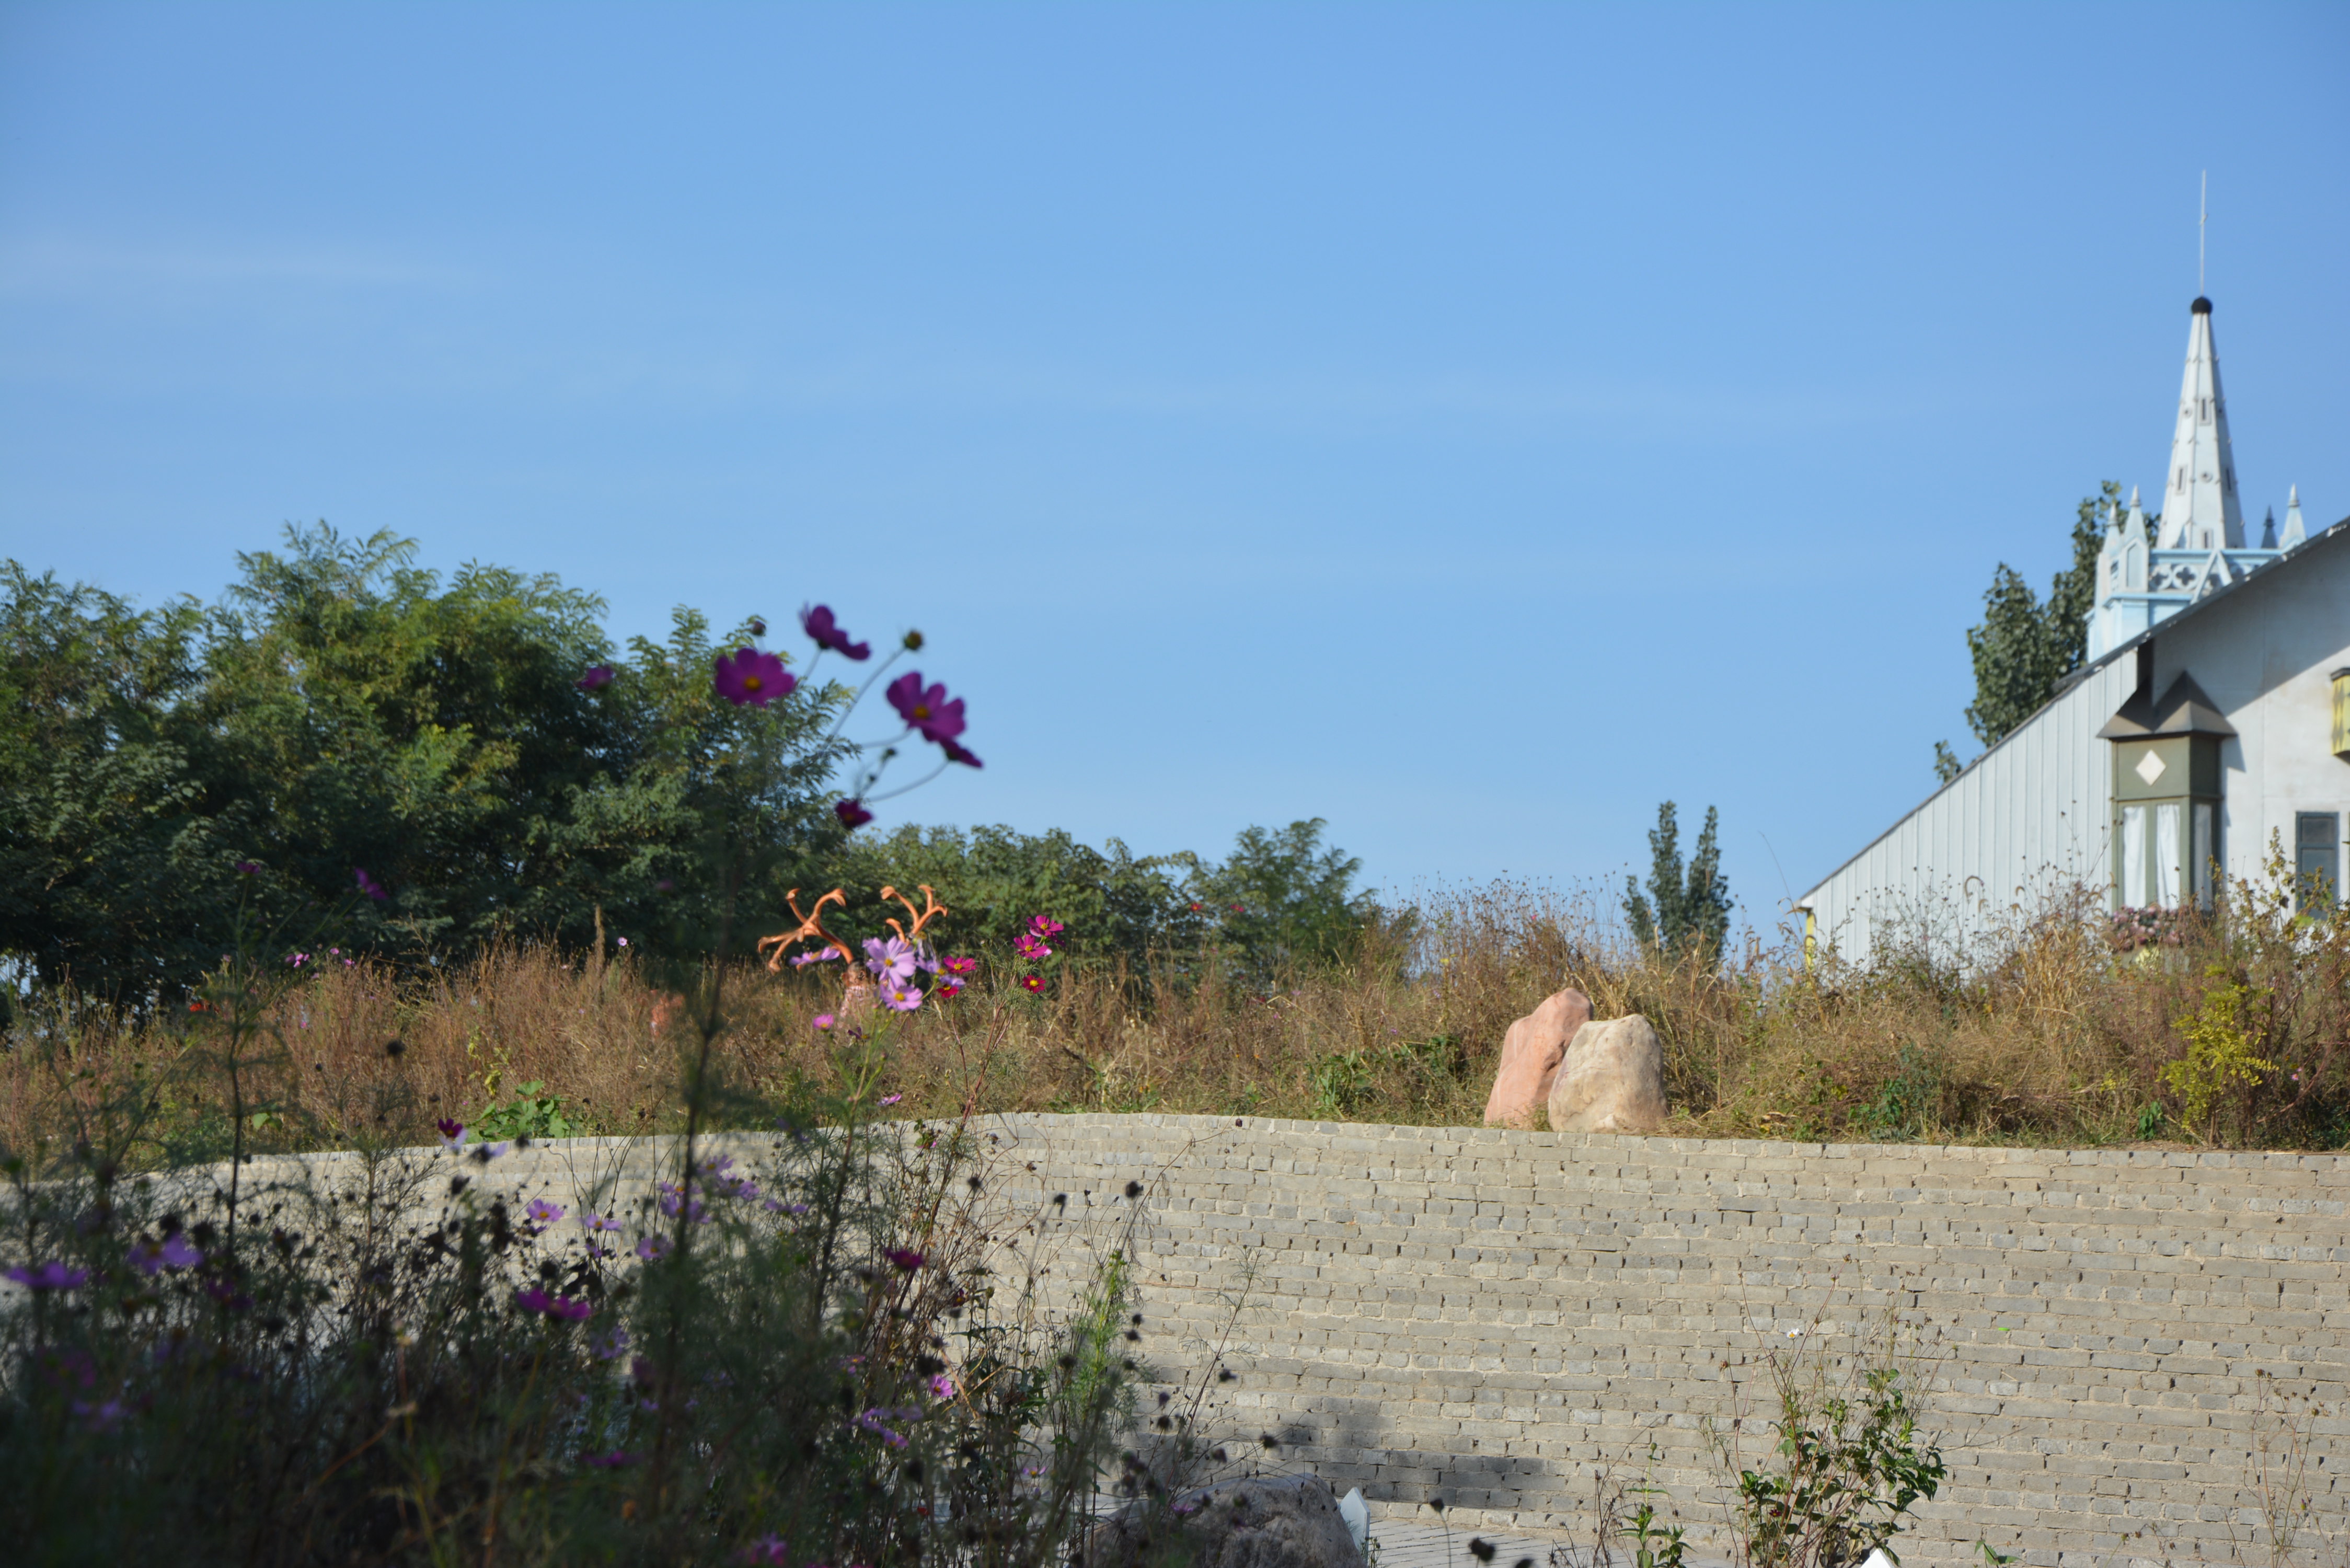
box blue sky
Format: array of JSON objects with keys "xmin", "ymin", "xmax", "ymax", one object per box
[{"xmin": 4, "ymin": 2, "xmax": 2346, "ymax": 931}]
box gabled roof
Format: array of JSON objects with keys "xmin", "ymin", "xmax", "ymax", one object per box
[
  {"xmin": 2096, "ymin": 672, "xmax": 2236, "ymax": 739},
  {"xmin": 1798, "ymin": 513, "xmax": 2349, "ymax": 905}
]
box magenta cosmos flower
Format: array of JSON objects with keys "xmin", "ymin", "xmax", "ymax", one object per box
[
  {"xmin": 576, "ymin": 664, "xmax": 614, "ymax": 691},
  {"xmin": 1014, "ymin": 933, "xmax": 1051, "ymax": 961},
  {"xmin": 354, "ymin": 867, "xmax": 387, "ymax": 902},
  {"xmin": 940, "ymin": 739, "xmax": 983, "ymax": 769},
  {"xmin": 799, "ymin": 604, "xmax": 871, "ymax": 661},
  {"xmin": 884, "ymin": 672, "xmax": 966, "ymax": 744},
  {"xmin": 713, "ymin": 647, "xmax": 795, "ymax": 707},
  {"xmin": 835, "ymin": 799, "xmax": 873, "ymax": 829}
]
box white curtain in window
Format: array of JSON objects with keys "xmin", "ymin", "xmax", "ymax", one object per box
[
  {"xmin": 2193, "ymin": 803, "xmax": 2214, "ymax": 905},
  {"xmin": 2122, "ymin": 806, "xmax": 2146, "ymax": 907},
  {"xmin": 2156, "ymin": 803, "xmax": 2183, "ymax": 907}
]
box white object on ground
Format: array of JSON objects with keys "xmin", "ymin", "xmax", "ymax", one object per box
[
  {"xmin": 1860, "ymin": 1551, "xmax": 1896, "ymax": 1568},
  {"xmin": 1338, "ymin": 1488, "xmax": 1370, "ymax": 1551}
]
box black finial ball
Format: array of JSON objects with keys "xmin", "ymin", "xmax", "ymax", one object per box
[{"xmin": 2192, "ymin": 296, "xmax": 2213, "ymax": 315}]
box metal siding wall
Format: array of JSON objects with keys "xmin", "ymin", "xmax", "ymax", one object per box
[{"xmin": 1806, "ymin": 659, "xmax": 2131, "ymax": 967}]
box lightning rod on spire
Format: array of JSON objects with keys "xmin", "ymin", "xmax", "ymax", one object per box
[{"xmin": 2198, "ymin": 170, "xmax": 2207, "ymax": 295}]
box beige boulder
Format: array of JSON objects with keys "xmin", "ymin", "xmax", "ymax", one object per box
[
  {"xmin": 1482, "ymin": 987, "xmax": 1593, "ymax": 1128},
  {"xmin": 1545, "ymin": 1014, "xmax": 1668, "ymax": 1133}
]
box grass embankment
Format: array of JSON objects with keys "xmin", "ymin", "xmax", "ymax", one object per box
[{"xmin": 9, "ymin": 873, "xmax": 2348, "ymax": 1166}]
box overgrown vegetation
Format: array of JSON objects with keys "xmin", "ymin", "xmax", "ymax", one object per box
[{"xmin": 12, "ymin": 848, "xmax": 2348, "ymax": 1162}]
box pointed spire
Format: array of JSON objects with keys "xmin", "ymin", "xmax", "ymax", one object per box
[
  {"xmin": 2126, "ymin": 485, "xmax": 2148, "ymax": 543},
  {"xmin": 2280, "ymin": 483, "xmax": 2307, "ymax": 548},
  {"xmin": 2261, "ymin": 506, "xmax": 2277, "ymax": 548},
  {"xmin": 2156, "ymin": 296, "xmax": 2247, "ymax": 550}
]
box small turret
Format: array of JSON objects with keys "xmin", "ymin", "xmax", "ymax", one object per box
[
  {"xmin": 2261, "ymin": 507, "xmax": 2278, "ymax": 548},
  {"xmin": 2280, "ymin": 484, "xmax": 2307, "ymax": 548}
]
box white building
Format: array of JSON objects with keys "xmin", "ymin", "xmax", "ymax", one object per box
[{"xmin": 1798, "ymin": 297, "xmax": 2347, "ymax": 967}]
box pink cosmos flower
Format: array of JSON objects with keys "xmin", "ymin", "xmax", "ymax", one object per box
[
  {"xmin": 713, "ymin": 647, "xmax": 795, "ymax": 707},
  {"xmin": 811, "ymin": 1013, "xmax": 836, "ymax": 1031},
  {"xmin": 863, "ymin": 936, "xmax": 917, "ymax": 982},
  {"xmin": 577, "ymin": 665, "xmax": 614, "ymax": 691},
  {"xmin": 879, "ymin": 978, "xmax": 923, "ymax": 1012},
  {"xmin": 1029, "ymin": 915, "xmax": 1065, "ymax": 941},
  {"xmin": 878, "ymin": 1093, "xmax": 904, "ymax": 1107},
  {"xmin": 940, "ymin": 955, "xmax": 978, "ymax": 977},
  {"xmin": 927, "ymin": 1372, "xmax": 959, "ymax": 1401},
  {"xmin": 884, "ymin": 672, "xmax": 966, "ymax": 744},
  {"xmin": 1015, "ymin": 933, "xmax": 1051, "ymax": 961},
  {"xmin": 800, "ymin": 604, "xmax": 872, "ymax": 661},
  {"xmin": 6, "ymin": 1261, "xmax": 89, "ymax": 1291}
]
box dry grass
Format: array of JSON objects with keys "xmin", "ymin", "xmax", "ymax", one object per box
[{"xmin": 7, "ymin": 872, "xmax": 2348, "ymax": 1166}]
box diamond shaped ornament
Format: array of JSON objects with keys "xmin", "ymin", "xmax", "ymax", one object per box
[{"xmin": 2135, "ymin": 748, "xmax": 2167, "ymax": 785}]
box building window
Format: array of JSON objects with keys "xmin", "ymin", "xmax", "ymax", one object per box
[
  {"xmin": 2121, "ymin": 806, "xmax": 2146, "ymax": 907},
  {"xmin": 2193, "ymin": 803, "xmax": 2214, "ymax": 906},
  {"xmin": 2298, "ymin": 813, "xmax": 2341, "ymax": 912}
]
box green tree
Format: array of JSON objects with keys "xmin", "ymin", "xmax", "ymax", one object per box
[
  {"xmin": 1622, "ymin": 801, "xmax": 1732, "ymax": 963},
  {"xmin": 1949, "ymin": 481, "xmax": 2130, "ymax": 757},
  {"xmin": 1, "ymin": 525, "xmax": 859, "ymax": 995},
  {"xmin": 1191, "ymin": 817, "xmax": 1381, "ymax": 978}
]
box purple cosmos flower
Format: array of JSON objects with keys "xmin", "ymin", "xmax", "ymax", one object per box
[
  {"xmin": 879, "ymin": 977, "xmax": 923, "ymax": 1012},
  {"xmin": 5, "ymin": 1261, "xmax": 89, "ymax": 1292},
  {"xmin": 885, "ymin": 672, "xmax": 966, "ymax": 744},
  {"xmin": 585, "ymin": 1450, "xmax": 639, "ymax": 1469},
  {"xmin": 928, "ymin": 1371, "xmax": 959, "ymax": 1401},
  {"xmin": 863, "ymin": 936, "xmax": 917, "ymax": 982},
  {"xmin": 583, "ymin": 1212, "xmax": 623, "ymax": 1232},
  {"xmin": 742, "ymin": 1536, "xmax": 792, "ymax": 1565},
  {"xmin": 589, "ymin": 1324, "xmax": 629, "ymax": 1361},
  {"xmin": 835, "ymin": 799, "xmax": 873, "ymax": 830},
  {"xmin": 235, "ymin": 859, "xmax": 261, "ymax": 875},
  {"xmin": 437, "ymin": 1120, "xmax": 468, "ymax": 1154},
  {"xmin": 811, "ymin": 1012, "xmax": 836, "ymax": 1032},
  {"xmin": 656, "ymin": 1184, "xmax": 708, "ymax": 1224},
  {"xmin": 517, "ymin": 1287, "xmax": 593, "ymax": 1322},
  {"xmin": 790, "ymin": 948, "xmax": 840, "ymax": 967},
  {"xmin": 1014, "ymin": 933, "xmax": 1051, "ymax": 961},
  {"xmin": 714, "ymin": 647, "xmax": 794, "ymax": 707},
  {"xmin": 128, "ymin": 1234, "xmax": 202, "ymax": 1276},
  {"xmin": 354, "ymin": 867, "xmax": 387, "ymax": 903},
  {"xmin": 856, "ymin": 1408, "xmax": 909, "ymax": 1448},
  {"xmin": 526, "ymin": 1199, "xmax": 566, "ymax": 1228},
  {"xmin": 878, "ymin": 1093, "xmax": 904, "ymax": 1108},
  {"xmin": 940, "ymin": 955, "xmax": 978, "ymax": 977},
  {"xmin": 799, "ymin": 604, "xmax": 871, "ymax": 661},
  {"xmin": 882, "ymin": 1247, "xmax": 925, "ymax": 1272},
  {"xmin": 635, "ymin": 1235, "xmax": 673, "ymax": 1262},
  {"xmin": 941, "ymin": 739, "xmax": 983, "ymax": 769},
  {"xmin": 577, "ymin": 664, "xmax": 614, "ymax": 691}
]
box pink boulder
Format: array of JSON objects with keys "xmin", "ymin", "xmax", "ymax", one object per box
[{"xmin": 1482, "ymin": 987, "xmax": 1593, "ymax": 1128}]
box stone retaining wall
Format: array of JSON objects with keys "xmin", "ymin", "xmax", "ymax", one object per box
[{"xmin": 192, "ymin": 1116, "xmax": 2350, "ymax": 1567}]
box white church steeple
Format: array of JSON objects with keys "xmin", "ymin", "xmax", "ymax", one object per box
[{"xmin": 2155, "ymin": 296, "xmax": 2246, "ymax": 550}]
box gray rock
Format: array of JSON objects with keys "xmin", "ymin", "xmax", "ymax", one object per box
[
  {"xmin": 1545, "ymin": 1013, "xmax": 1668, "ymax": 1133},
  {"xmin": 1087, "ymin": 1473, "xmax": 1369, "ymax": 1568}
]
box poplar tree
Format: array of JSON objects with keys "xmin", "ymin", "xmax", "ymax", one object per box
[{"xmin": 1622, "ymin": 801, "xmax": 1732, "ymax": 963}]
